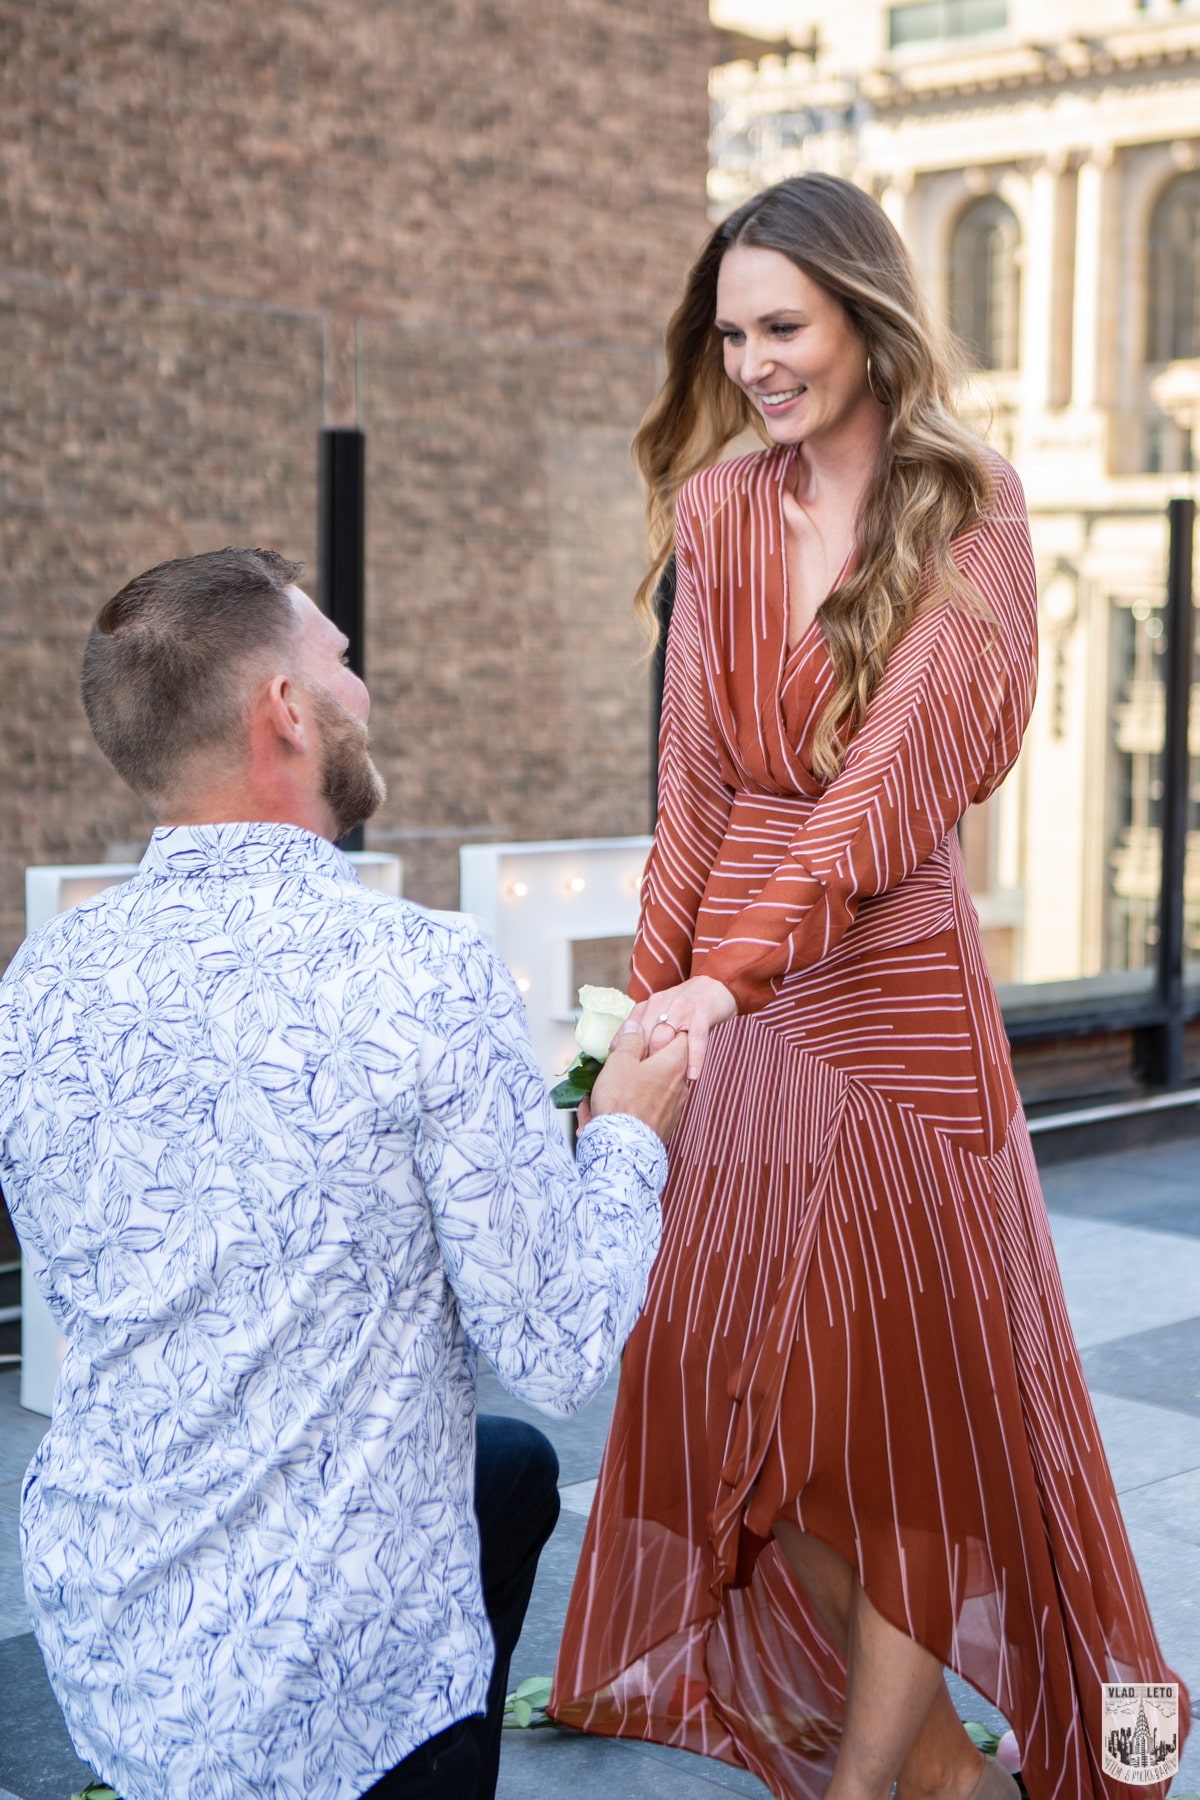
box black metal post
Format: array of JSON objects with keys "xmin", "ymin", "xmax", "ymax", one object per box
[
  {"xmin": 648, "ymin": 554, "xmax": 676, "ymax": 830},
  {"xmin": 1143, "ymin": 496, "xmax": 1196, "ymax": 1087},
  {"xmin": 317, "ymin": 426, "xmax": 366, "ymax": 852}
]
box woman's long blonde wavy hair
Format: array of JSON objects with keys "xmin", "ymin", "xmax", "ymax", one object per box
[{"xmin": 634, "ymin": 172, "xmax": 994, "ymax": 781}]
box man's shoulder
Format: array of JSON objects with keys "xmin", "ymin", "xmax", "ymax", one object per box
[
  {"xmin": 0, "ymin": 882, "xmax": 122, "ymax": 993},
  {"xmin": 355, "ymin": 892, "xmax": 484, "ymax": 965},
  {"xmin": 339, "ymin": 889, "xmax": 510, "ymax": 994}
]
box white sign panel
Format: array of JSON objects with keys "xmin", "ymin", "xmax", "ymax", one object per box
[{"xmin": 459, "ymin": 836, "xmax": 651, "ymax": 1091}]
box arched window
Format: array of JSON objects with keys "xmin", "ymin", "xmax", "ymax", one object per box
[
  {"xmin": 948, "ymin": 195, "xmax": 1021, "ymax": 371},
  {"xmin": 1147, "ymin": 172, "xmax": 1200, "ymax": 364}
]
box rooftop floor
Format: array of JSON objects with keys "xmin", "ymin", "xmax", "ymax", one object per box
[{"xmin": 1, "ymin": 1133, "xmax": 1198, "ymax": 1800}]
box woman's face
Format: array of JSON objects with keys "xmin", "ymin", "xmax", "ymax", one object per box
[{"xmin": 715, "ymin": 244, "xmax": 876, "ymax": 451}]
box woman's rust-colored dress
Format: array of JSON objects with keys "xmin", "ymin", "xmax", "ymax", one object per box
[{"xmin": 550, "ymin": 445, "xmax": 1189, "ymax": 1799}]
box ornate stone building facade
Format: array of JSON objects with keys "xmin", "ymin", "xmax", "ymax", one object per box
[{"xmin": 710, "ymin": 0, "xmax": 1200, "ymax": 991}]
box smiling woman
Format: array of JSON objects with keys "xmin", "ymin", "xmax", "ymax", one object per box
[
  {"xmin": 551, "ymin": 172, "xmax": 1189, "ymax": 1800},
  {"xmin": 630, "ymin": 172, "xmax": 992, "ymax": 785}
]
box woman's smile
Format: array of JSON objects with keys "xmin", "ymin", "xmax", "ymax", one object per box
[{"xmin": 760, "ymin": 385, "xmax": 807, "ymax": 409}]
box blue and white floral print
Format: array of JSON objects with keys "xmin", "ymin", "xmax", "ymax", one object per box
[{"xmin": 0, "ymin": 822, "xmax": 665, "ymax": 1800}]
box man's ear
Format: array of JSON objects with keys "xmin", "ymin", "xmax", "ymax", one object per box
[{"xmin": 259, "ymin": 674, "xmax": 307, "ymax": 755}]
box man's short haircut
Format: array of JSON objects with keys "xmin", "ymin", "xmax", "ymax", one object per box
[{"xmin": 81, "ymin": 547, "xmax": 303, "ymax": 799}]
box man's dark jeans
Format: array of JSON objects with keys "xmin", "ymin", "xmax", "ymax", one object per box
[{"xmin": 361, "ymin": 1414, "xmax": 561, "ymax": 1800}]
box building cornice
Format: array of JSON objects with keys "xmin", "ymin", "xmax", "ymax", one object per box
[
  {"xmin": 866, "ymin": 19, "xmax": 1200, "ymax": 110},
  {"xmin": 711, "ymin": 18, "xmax": 1200, "ymax": 113}
]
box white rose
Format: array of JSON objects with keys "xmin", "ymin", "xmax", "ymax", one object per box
[{"xmin": 574, "ymin": 984, "xmax": 635, "ymax": 1062}]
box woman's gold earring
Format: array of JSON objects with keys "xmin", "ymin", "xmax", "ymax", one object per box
[{"xmin": 866, "ymin": 354, "xmax": 886, "ymax": 406}]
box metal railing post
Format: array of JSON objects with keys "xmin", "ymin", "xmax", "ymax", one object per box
[
  {"xmin": 1143, "ymin": 496, "xmax": 1196, "ymax": 1087},
  {"xmin": 649, "ymin": 554, "xmax": 676, "ymax": 831},
  {"xmin": 317, "ymin": 426, "xmax": 367, "ymax": 852}
]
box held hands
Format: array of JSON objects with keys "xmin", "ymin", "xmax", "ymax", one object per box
[
  {"xmin": 629, "ymin": 976, "xmax": 736, "ymax": 1082},
  {"xmin": 582, "ymin": 977, "xmax": 736, "ymax": 1142},
  {"xmin": 588, "ymin": 1020, "xmax": 691, "ymax": 1144}
]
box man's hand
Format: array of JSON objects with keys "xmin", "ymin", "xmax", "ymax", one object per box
[{"xmin": 589, "ymin": 1020, "xmax": 690, "ymax": 1144}]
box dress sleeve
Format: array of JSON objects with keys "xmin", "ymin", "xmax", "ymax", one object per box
[
  {"xmin": 701, "ymin": 463, "xmax": 1038, "ymax": 1015},
  {"xmin": 413, "ymin": 931, "xmax": 666, "ymax": 1418},
  {"xmin": 629, "ymin": 512, "xmax": 737, "ymax": 1001}
]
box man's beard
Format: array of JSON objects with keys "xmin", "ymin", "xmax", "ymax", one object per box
[{"xmin": 309, "ymin": 686, "xmax": 386, "ymax": 840}]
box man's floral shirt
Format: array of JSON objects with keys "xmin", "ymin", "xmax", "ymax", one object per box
[{"xmin": 0, "ymin": 823, "xmax": 665, "ymax": 1800}]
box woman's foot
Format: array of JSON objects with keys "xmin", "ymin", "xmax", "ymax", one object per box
[
  {"xmin": 898, "ymin": 1742, "xmax": 1020, "ymax": 1800},
  {"xmin": 967, "ymin": 1758, "xmax": 1021, "ymax": 1800}
]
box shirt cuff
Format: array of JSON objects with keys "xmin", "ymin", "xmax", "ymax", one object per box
[{"xmin": 576, "ymin": 1112, "xmax": 668, "ymax": 1196}]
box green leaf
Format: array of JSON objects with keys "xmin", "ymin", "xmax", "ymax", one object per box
[
  {"xmin": 550, "ymin": 1054, "xmax": 604, "ymax": 1109},
  {"xmin": 550, "ymin": 1079, "xmax": 587, "ymax": 1108},
  {"xmin": 963, "ymin": 1720, "xmax": 1001, "ymax": 1753},
  {"xmin": 503, "ymin": 1673, "xmax": 557, "ymax": 1729},
  {"xmin": 71, "ymin": 1786, "xmax": 121, "ymax": 1800},
  {"xmin": 514, "ymin": 1674, "xmax": 553, "ymax": 1707}
]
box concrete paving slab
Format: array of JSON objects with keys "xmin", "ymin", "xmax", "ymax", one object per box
[
  {"xmin": 1120, "ymin": 1466, "xmax": 1200, "ymax": 1549},
  {"xmin": 0, "ymin": 1543, "xmax": 30, "ymax": 1643},
  {"xmin": 1109, "ymin": 1138, "xmax": 1200, "ymax": 1185},
  {"xmin": 1083, "ymin": 1315, "xmax": 1200, "ymax": 1417},
  {"xmin": 560, "ymin": 1477, "xmax": 598, "ymax": 1518},
  {"xmin": 1046, "ymin": 1214, "xmax": 1200, "ymax": 1348},
  {"xmin": 0, "ymin": 1373, "xmax": 46, "ymax": 1482},
  {"xmin": 1042, "ymin": 1182, "xmax": 1200, "ymax": 1239},
  {"xmin": 1040, "ymin": 1141, "xmax": 1200, "ymax": 1236},
  {"xmin": 0, "ymin": 1382, "xmax": 38, "ymax": 1647},
  {"xmin": 1048, "ymin": 1136, "xmax": 1200, "ymax": 1184},
  {"xmin": 497, "ymin": 1722, "xmax": 771, "ymax": 1796},
  {"xmin": 1090, "ymin": 1391, "xmax": 1200, "ymax": 1493},
  {"xmin": 0, "ymin": 1634, "xmax": 94, "ymax": 1800}
]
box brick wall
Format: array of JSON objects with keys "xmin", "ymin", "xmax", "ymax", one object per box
[{"xmin": 0, "ymin": 0, "xmax": 715, "ymax": 955}]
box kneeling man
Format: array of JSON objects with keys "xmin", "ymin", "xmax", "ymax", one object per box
[{"xmin": 0, "ymin": 549, "xmax": 687, "ymax": 1800}]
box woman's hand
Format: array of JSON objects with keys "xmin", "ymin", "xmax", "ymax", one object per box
[{"xmin": 630, "ymin": 976, "xmax": 736, "ymax": 1083}]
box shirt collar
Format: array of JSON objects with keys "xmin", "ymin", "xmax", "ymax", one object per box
[{"xmin": 138, "ymin": 821, "xmax": 355, "ymax": 883}]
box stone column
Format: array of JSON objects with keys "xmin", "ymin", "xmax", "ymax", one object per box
[
  {"xmin": 879, "ymin": 171, "xmax": 913, "ymax": 240},
  {"xmin": 1071, "ymin": 146, "xmax": 1114, "ymax": 411},
  {"xmin": 1021, "ymin": 156, "xmax": 1063, "ymax": 418}
]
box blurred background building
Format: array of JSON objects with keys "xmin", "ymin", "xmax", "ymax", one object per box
[
  {"xmin": 710, "ymin": 0, "xmax": 1200, "ymax": 996},
  {"xmin": 0, "ymin": 0, "xmax": 714, "ymax": 967},
  {"xmin": 4, "ymin": 1, "xmax": 1200, "ymax": 1103}
]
